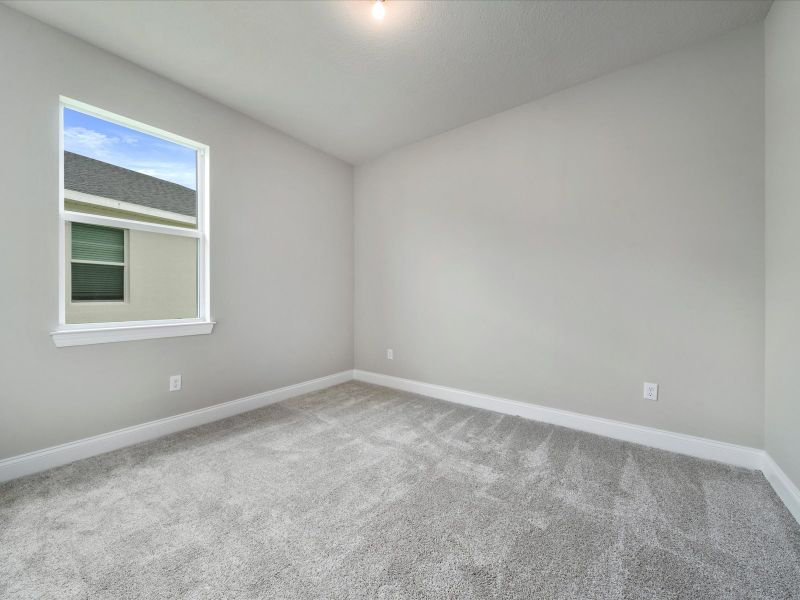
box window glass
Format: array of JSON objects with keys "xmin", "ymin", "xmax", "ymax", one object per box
[
  {"xmin": 70, "ymin": 223, "xmax": 125, "ymax": 302},
  {"xmin": 72, "ymin": 264, "xmax": 124, "ymax": 302},
  {"xmin": 63, "ymin": 108, "xmax": 198, "ymax": 229},
  {"xmin": 71, "ymin": 222, "xmax": 124, "ymax": 262},
  {"xmin": 61, "ymin": 102, "xmax": 205, "ymax": 325}
]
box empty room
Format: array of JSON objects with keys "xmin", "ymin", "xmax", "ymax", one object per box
[{"xmin": 0, "ymin": 0, "xmax": 798, "ymax": 598}]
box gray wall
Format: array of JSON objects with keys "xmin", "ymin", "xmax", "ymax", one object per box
[
  {"xmin": 0, "ymin": 6, "xmax": 774, "ymax": 462},
  {"xmin": 355, "ymin": 25, "xmax": 765, "ymax": 447},
  {"xmin": 0, "ymin": 6, "xmax": 354, "ymax": 460},
  {"xmin": 765, "ymin": 1, "xmax": 800, "ymax": 488}
]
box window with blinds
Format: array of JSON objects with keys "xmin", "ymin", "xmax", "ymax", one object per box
[{"xmin": 70, "ymin": 223, "xmax": 126, "ymax": 302}]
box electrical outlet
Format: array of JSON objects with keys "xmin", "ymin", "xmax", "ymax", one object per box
[
  {"xmin": 643, "ymin": 382, "xmax": 658, "ymax": 401},
  {"xmin": 387, "ymin": 348, "xmax": 393, "ymax": 360},
  {"xmin": 169, "ymin": 375, "xmax": 182, "ymax": 392}
]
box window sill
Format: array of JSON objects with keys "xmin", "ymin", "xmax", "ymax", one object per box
[{"xmin": 51, "ymin": 320, "xmax": 215, "ymax": 347}]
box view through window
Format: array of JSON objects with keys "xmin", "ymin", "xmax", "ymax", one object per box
[{"xmin": 60, "ymin": 101, "xmax": 207, "ymax": 326}]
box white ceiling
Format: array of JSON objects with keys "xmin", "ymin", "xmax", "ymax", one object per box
[{"xmin": 6, "ymin": 0, "xmax": 771, "ymax": 164}]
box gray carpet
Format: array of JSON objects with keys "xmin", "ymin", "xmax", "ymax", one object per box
[{"xmin": 1, "ymin": 381, "xmax": 799, "ymax": 599}]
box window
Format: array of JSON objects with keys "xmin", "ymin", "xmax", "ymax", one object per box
[
  {"xmin": 52, "ymin": 98, "xmax": 213, "ymax": 347},
  {"xmin": 69, "ymin": 223, "xmax": 127, "ymax": 302}
]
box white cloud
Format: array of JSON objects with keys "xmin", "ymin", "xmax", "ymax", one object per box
[
  {"xmin": 133, "ymin": 165, "xmax": 196, "ymax": 189},
  {"xmin": 64, "ymin": 126, "xmax": 196, "ymax": 189},
  {"xmin": 63, "ymin": 127, "xmax": 120, "ymax": 158}
]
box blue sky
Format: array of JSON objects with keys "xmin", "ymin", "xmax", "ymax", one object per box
[{"xmin": 63, "ymin": 108, "xmax": 197, "ymax": 190}]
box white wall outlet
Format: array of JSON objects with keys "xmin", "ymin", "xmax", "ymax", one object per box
[
  {"xmin": 169, "ymin": 375, "xmax": 182, "ymax": 392},
  {"xmin": 387, "ymin": 348, "xmax": 394, "ymax": 360},
  {"xmin": 644, "ymin": 382, "xmax": 658, "ymax": 401}
]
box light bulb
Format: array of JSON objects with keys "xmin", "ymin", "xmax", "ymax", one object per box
[{"xmin": 372, "ymin": 0, "xmax": 385, "ymax": 20}]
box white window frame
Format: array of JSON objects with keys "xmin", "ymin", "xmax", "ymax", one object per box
[{"xmin": 52, "ymin": 97, "xmax": 214, "ymax": 347}]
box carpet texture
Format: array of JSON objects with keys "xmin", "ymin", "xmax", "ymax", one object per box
[{"xmin": 1, "ymin": 381, "xmax": 799, "ymax": 599}]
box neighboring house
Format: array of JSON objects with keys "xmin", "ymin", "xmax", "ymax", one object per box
[
  {"xmin": 64, "ymin": 152, "xmax": 198, "ymax": 324},
  {"xmin": 64, "ymin": 151, "xmax": 197, "ymax": 227}
]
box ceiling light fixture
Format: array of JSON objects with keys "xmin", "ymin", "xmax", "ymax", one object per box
[{"xmin": 372, "ymin": 0, "xmax": 386, "ymax": 21}]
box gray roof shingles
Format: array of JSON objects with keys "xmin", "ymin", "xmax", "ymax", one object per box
[{"xmin": 64, "ymin": 151, "xmax": 196, "ymax": 217}]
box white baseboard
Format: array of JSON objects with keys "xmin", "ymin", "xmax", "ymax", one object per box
[
  {"xmin": 761, "ymin": 453, "xmax": 800, "ymax": 524},
  {"xmin": 353, "ymin": 370, "xmax": 764, "ymax": 469},
  {"xmin": 353, "ymin": 370, "xmax": 800, "ymax": 523},
  {"xmin": 0, "ymin": 370, "xmax": 354, "ymax": 483},
  {"xmin": 4, "ymin": 367, "xmax": 797, "ymax": 525}
]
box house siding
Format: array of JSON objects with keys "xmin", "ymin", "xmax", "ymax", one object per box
[{"xmin": 66, "ymin": 228, "xmax": 197, "ymax": 323}]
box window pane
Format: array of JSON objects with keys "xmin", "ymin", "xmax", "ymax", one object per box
[
  {"xmin": 61, "ymin": 102, "xmax": 206, "ymax": 327},
  {"xmin": 66, "ymin": 232, "xmax": 197, "ymax": 324},
  {"xmin": 71, "ymin": 263, "xmax": 124, "ymax": 301},
  {"xmin": 71, "ymin": 223, "xmax": 124, "ymax": 263},
  {"xmin": 63, "ymin": 108, "xmax": 197, "ymax": 229}
]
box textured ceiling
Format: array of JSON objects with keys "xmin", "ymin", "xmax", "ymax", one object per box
[{"xmin": 5, "ymin": 0, "xmax": 771, "ymax": 164}]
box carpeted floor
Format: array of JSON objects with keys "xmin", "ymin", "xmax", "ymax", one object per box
[{"xmin": 1, "ymin": 381, "xmax": 799, "ymax": 599}]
